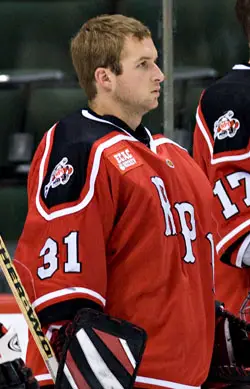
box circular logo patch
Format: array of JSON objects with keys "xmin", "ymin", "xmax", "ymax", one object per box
[{"xmin": 166, "ymin": 159, "xmax": 174, "ymax": 168}]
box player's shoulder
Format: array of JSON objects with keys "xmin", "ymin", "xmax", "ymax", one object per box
[
  {"xmin": 34, "ymin": 109, "xmax": 122, "ymax": 210},
  {"xmin": 201, "ymin": 65, "xmax": 250, "ymax": 105},
  {"xmin": 53, "ymin": 108, "xmax": 119, "ymax": 150},
  {"xmin": 198, "ymin": 66, "xmax": 250, "ymax": 154},
  {"xmin": 152, "ymin": 134, "xmax": 188, "ymax": 155},
  {"xmin": 153, "ymin": 134, "xmax": 211, "ymax": 188},
  {"xmin": 152, "ymin": 133, "xmax": 202, "ymax": 168}
]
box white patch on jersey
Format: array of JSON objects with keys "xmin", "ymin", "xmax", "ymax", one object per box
[
  {"xmin": 113, "ymin": 148, "xmax": 137, "ymax": 171},
  {"xmin": 213, "ymin": 110, "xmax": 240, "ymax": 141},
  {"xmin": 44, "ymin": 157, "xmax": 74, "ymax": 198}
]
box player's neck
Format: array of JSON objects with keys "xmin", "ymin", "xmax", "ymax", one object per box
[{"xmin": 89, "ymin": 99, "xmax": 142, "ymax": 131}]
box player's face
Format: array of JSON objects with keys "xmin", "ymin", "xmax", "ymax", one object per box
[{"xmin": 112, "ymin": 36, "xmax": 164, "ymax": 115}]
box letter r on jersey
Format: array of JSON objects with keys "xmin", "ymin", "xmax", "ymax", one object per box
[{"xmin": 151, "ymin": 176, "xmax": 176, "ymax": 236}]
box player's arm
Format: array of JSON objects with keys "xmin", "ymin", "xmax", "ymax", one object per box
[
  {"xmin": 15, "ymin": 118, "xmax": 147, "ymax": 388},
  {"xmin": 0, "ymin": 323, "xmax": 39, "ymax": 389},
  {"xmin": 15, "ymin": 119, "xmax": 115, "ymax": 325},
  {"xmin": 193, "ymin": 90, "xmax": 210, "ymax": 177},
  {"xmin": 193, "ymin": 88, "xmax": 250, "ymax": 268},
  {"xmin": 14, "ymin": 120, "xmax": 116, "ymax": 386}
]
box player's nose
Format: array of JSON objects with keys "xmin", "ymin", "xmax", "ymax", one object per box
[{"xmin": 153, "ymin": 63, "xmax": 165, "ymax": 83}]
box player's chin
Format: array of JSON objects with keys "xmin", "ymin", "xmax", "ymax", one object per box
[
  {"xmin": 142, "ymin": 98, "xmax": 159, "ymax": 114},
  {"xmin": 149, "ymin": 98, "xmax": 159, "ymax": 110}
]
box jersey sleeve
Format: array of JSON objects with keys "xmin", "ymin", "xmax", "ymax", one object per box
[
  {"xmin": 193, "ymin": 89, "xmax": 250, "ymax": 266},
  {"xmin": 14, "ymin": 122, "xmax": 116, "ymax": 327}
]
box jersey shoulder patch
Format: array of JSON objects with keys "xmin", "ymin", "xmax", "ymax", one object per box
[{"xmin": 40, "ymin": 110, "xmax": 117, "ymax": 209}]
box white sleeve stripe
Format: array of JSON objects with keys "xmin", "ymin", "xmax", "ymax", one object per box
[
  {"xmin": 196, "ymin": 108, "xmax": 250, "ymax": 164},
  {"xmin": 35, "ymin": 127, "xmax": 138, "ymax": 221},
  {"xmin": 35, "ymin": 123, "xmax": 55, "ymax": 219},
  {"xmin": 211, "ymin": 150, "xmax": 250, "ymax": 164},
  {"xmin": 216, "ymin": 219, "xmax": 250, "ymax": 253},
  {"xmin": 195, "ymin": 108, "xmax": 213, "ymax": 156},
  {"xmin": 32, "ymin": 286, "xmax": 106, "ymax": 309},
  {"xmin": 35, "ymin": 374, "xmax": 52, "ymax": 382},
  {"xmin": 136, "ymin": 375, "xmax": 201, "ymax": 389}
]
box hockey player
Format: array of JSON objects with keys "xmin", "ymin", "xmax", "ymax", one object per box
[
  {"xmin": 193, "ymin": 0, "xmax": 250, "ymax": 320},
  {"xmin": 14, "ymin": 13, "xmax": 216, "ymax": 389}
]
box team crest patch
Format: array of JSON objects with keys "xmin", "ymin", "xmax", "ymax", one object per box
[
  {"xmin": 213, "ymin": 110, "xmax": 240, "ymax": 140},
  {"xmin": 108, "ymin": 147, "xmax": 142, "ymax": 173},
  {"xmin": 44, "ymin": 157, "xmax": 74, "ymax": 198}
]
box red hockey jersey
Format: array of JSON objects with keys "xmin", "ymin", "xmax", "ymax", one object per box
[
  {"xmin": 193, "ymin": 64, "xmax": 250, "ymax": 317},
  {"xmin": 15, "ymin": 108, "xmax": 215, "ymax": 389}
]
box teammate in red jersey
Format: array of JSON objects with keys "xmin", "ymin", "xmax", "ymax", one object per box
[
  {"xmin": 14, "ymin": 14, "xmax": 216, "ymax": 389},
  {"xmin": 193, "ymin": 0, "xmax": 250, "ymax": 320}
]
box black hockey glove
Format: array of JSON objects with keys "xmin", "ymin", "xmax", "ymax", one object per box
[
  {"xmin": 0, "ymin": 323, "xmax": 39, "ymax": 389},
  {"xmin": 0, "ymin": 359, "xmax": 39, "ymax": 389},
  {"xmin": 206, "ymin": 301, "xmax": 250, "ymax": 385}
]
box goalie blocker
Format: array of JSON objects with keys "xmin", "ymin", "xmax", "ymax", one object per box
[
  {"xmin": 205, "ymin": 301, "xmax": 250, "ymax": 386},
  {"xmin": 55, "ymin": 308, "xmax": 147, "ymax": 389}
]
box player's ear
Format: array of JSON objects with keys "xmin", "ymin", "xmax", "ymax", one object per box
[{"xmin": 94, "ymin": 68, "xmax": 112, "ymax": 91}]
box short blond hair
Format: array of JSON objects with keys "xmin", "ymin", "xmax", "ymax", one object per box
[{"xmin": 70, "ymin": 14, "xmax": 151, "ymax": 101}]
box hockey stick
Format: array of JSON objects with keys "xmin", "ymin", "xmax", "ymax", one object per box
[{"xmin": 0, "ymin": 235, "xmax": 58, "ymax": 383}]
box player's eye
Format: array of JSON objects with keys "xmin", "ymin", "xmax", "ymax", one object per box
[{"xmin": 138, "ymin": 61, "xmax": 148, "ymax": 68}]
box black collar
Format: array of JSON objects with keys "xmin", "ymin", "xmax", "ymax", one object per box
[{"xmin": 87, "ymin": 108, "xmax": 151, "ymax": 147}]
